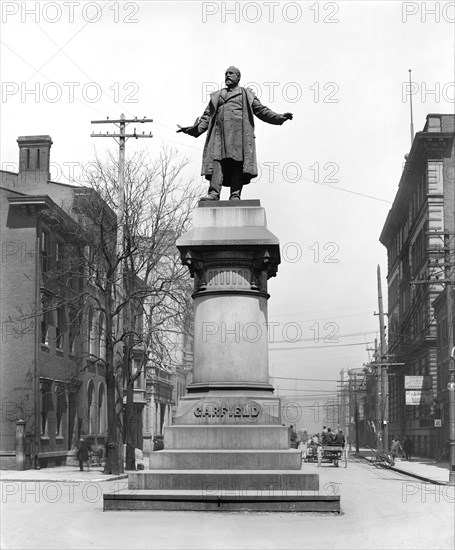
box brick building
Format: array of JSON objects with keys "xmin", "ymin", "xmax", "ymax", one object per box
[
  {"xmin": 432, "ymin": 286, "xmax": 455, "ymax": 459},
  {"xmin": 379, "ymin": 114, "xmax": 455, "ymax": 457},
  {"xmin": 0, "ymin": 136, "xmax": 108, "ymax": 468}
]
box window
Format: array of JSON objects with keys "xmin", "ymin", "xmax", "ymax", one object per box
[
  {"xmin": 55, "ymin": 242, "xmax": 64, "ymax": 273},
  {"xmin": 41, "ymin": 230, "xmax": 50, "ymax": 272},
  {"xmin": 36, "ymin": 148, "xmax": 40, "ymax": 169},
  {"xmin": 67, "ymin": 246, "xmax": 79, "ymax": 291},
  {"xmin": 41, "ymin": 294, "xmax": 49, "ymax": 346},
  {"xmin": 56, "ymin": 307, "xmax": 65, "ymax": 350},
  {"xmin": 134, "ymin": 312, "xmax": 142, "ymax": 335},
  {"xmin": 133, "ymin": 360, "xmax": 144, "ymax": 389},
  {"xmin": 98, "ymin": 313, "xmax": 106, "ymax": 361},
  {"xmin": 87, "ymin": 381, "xmax": 95, "ymax": 435},
  {"xmin": 40, "ymin": 381, "xmax": 53, "ymax": 436},
  {"xmin": 55, "ymin": 386, "xmax": 67, "ymax": 436},
  {"xmin": 88, "ymin": 308, "xmax": 97, "ymax": 357},
  {"xmin": 427, "ymin": 160, "xmax": 443, "ymax": 195},
  {"xmin": 427, "ymin": 117, "xmax": 441, "ymax": 132},
  {"xmin": 97, "ymin": 383, "xmax": 107, "ymax": 434},
  {"xmin": 68, "ymin": 309, "xmax": 78, "ymax": 354}
]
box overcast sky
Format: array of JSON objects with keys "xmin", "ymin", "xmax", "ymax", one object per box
[{"xmin": 1, "ymin": 0, "xmax": 454, "ymax": 432}]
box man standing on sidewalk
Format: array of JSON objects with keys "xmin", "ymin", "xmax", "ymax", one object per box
[
  {"xmin": 403, "ymin": 435, "xmax": 413, "ymax": 461},
  {"xmin": 391, "ymin": 437, "xmax": 403, "ymax": 460},
  {"xmin": 76, "ymin": 437, "xmax": 92, "ymax": 471}
]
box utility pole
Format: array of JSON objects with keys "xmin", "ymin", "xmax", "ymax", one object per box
[
  {"xmin": 354, "ymin": 381, "xmax": 360, "ymax": 455},
  {"xmin": 90, "ymin": 114, "xmax": 153, "ymax": 469},
  {"xmin": 91, "ymin": 114, "xmax": 153, "ymax": 260},
  {"xmin": 91, "ymin": 114, "xmax": 153, "ymax": 305},
  {"xmin": 377, "ymin": 265, "xmax": 389, "ymax": 451},
  {"xmin": 444, "ymin": 233, "xmax": 455, "ymax": 485},
  {"xmin": 347, "ymin": 368, "xmax": 365, "ymax": 455},
  {"xmin": 340, "ymin": 369, "xmax": 347, "ymax": 435},
  {"xmin": 410, "ymin": 231, "xmax": 455, "ymax": 484}
]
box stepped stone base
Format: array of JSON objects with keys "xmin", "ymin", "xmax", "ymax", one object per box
[
  {"xmin": 128, "ymin": 469, "xmax": 319, "ymax": 491},
  {"xmin": 103, "ymin": 489, "xmax": 340, "ymax": 512},
  {"xmin": 149, "ymin": 449, "xmax": 302, "ymax": 470},
  {"xmin": 164, "ymin": 425, "xmax": 290, "ymax": 450}
]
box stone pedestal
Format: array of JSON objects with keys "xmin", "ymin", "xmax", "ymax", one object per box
[
  {"xmin": 103, "ymin": 200, "xmax": 339, "ymax": 512},
  {"xmin": 164, "ymin": 200, "xmax": 285, "ymax": 452}
]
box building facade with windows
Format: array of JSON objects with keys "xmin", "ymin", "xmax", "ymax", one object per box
[
  {"xmin": 379, "ymin": 114, "xmax": 454, "ymax": 457},
  {"xmin": 432, "ymin": 286, "xmax": 455, "ymax": 459},
  {"xmin": 0, "ymin": 136, "xmax": 108, "ymax": 468}
]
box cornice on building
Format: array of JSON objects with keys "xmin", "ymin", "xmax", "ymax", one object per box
[
  {"xmin": 380, "ymin": 114, "xmax": 454, "ymax": 249},
  {"xmin": 7, "ymin": 194, "xmax": 77, "ymax": 229}
]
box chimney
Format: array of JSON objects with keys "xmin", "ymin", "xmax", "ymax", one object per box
[{"xmin": 17, "ymin": 135, "xmax": 53, "ymax": 188}]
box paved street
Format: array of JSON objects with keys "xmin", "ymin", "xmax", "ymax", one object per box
[{"xmin": 1, "ymin": 457, "xmax": 453, "ymax": 550}]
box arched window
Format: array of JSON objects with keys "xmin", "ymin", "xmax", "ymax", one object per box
[
  {"xmin": 88, "ymin": 308, "xmax": 94, "ymax": 357},
  {"xmin": 87, "ymin": 381, "xmax": 95, "ymax": 435},
  {"xmin": 97, "ymin": 383, "xmax": 107, "ymax": 434},
  {"xmin": 98, "ymin": 313, "xmax": 106, "ymax": 361},
  {"xmin": 55, "ymin": 385, "xmax": 67, "ymax": 436}
]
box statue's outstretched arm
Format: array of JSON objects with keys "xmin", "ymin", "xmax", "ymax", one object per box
[
  {"xmin": 251, "ymin": 96, "xmax": 293, "ymax": 125},
  {"xmin": 177, "ymin": 105, "xmax": 211, "ymax": 136}
]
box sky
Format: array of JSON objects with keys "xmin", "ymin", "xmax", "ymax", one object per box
[{"xmin": 1, "ymin": 0, "xmax": 454, "ymax": 433}]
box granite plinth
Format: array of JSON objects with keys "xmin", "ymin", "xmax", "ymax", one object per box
[
  {"xmin": 177, "ymin": 201, "xmax": 280, "ymax": 250},
  {"xmin": 128, "ymin": 470, "xmax": 319, "ymax": 491},
  {"xmin": 103, "ymin": 490, "xmax": 341, "ymax": 513},
  {"xmin": 149, "ymin": 450, "xmax": 302, "ymax": 470},
  {"xmin": 164, "ymin": 425, "xmax": 290, "ymax": 450},
  {"xmin": 172, "ymin": 392, "xmax": 281, "ymax": 425}
]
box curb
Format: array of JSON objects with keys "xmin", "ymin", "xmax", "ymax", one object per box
[
  {"xmin": 0, "ymin": 474, "xmax": 128, "ymax": 483},
  {"xmin": 357, "ymin": 454, "xmax": 447, "ymax": 486}
]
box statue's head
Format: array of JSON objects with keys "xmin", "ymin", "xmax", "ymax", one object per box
[{"xmin": 225, "ymin": 66, "xmax": 241, "ymax": 89}]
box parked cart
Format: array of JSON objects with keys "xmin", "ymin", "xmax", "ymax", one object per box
[{"xmin": 317, "ymin": 444, "xmax": 347, "ymax": 468}]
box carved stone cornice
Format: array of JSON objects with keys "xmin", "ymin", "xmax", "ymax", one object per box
[{"xmin": 182, "ymin": 249, "xmax": 278, "ymax": 294}]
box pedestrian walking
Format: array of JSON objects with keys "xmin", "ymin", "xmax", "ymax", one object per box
[
  {"xmin": 298, "ymin": 439, "xmax": 308, "ymax": 462},
  {"xmin": 391, "ymin": 437, "xmax": 403, "ymax": 460},
  {"xmin": 403, "ymin": 435, "xmax": 413, "ymax": 461},
  {"xmin": 76, "ymin": 437, "xmax": 93, "ymax": 471},
  {"xmin": 289, "ymin": 425, "xmax": 298, "ymax": 449}
]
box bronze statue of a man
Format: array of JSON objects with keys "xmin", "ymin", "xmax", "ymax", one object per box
[{"xmin": 177, "ymin": 66, "xmax": 293, "ymax": 201}]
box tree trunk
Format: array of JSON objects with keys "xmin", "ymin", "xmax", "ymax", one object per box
[
  {"xmin": 103, "ymin": 292, "xmax": 124, "ymax": 475},
  {"xmin": 125, "ymin": 377, "xmax": 136, "ymax": 471}
]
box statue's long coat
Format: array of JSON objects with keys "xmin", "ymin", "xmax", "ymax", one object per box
[{"xmin": 186, "ymin": 87, "xmax": 286, "ymax": 183}]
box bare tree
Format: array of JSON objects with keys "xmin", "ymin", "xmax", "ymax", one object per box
[{"xmin": 72, "ymin": 147, "xmax": 200, "ymax": 473}]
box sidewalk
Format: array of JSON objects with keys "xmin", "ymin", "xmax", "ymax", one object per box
[
  {"xmin": 0, "ymin": 465, "xmax": 128, "ymax": 483},
  {"xmin": 357, "ymin": 448, "xmax": 451, "ymax": 485},
  {"xmin": 1, "ymin": 454, "xmax": 451, "ymax": 486}
]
